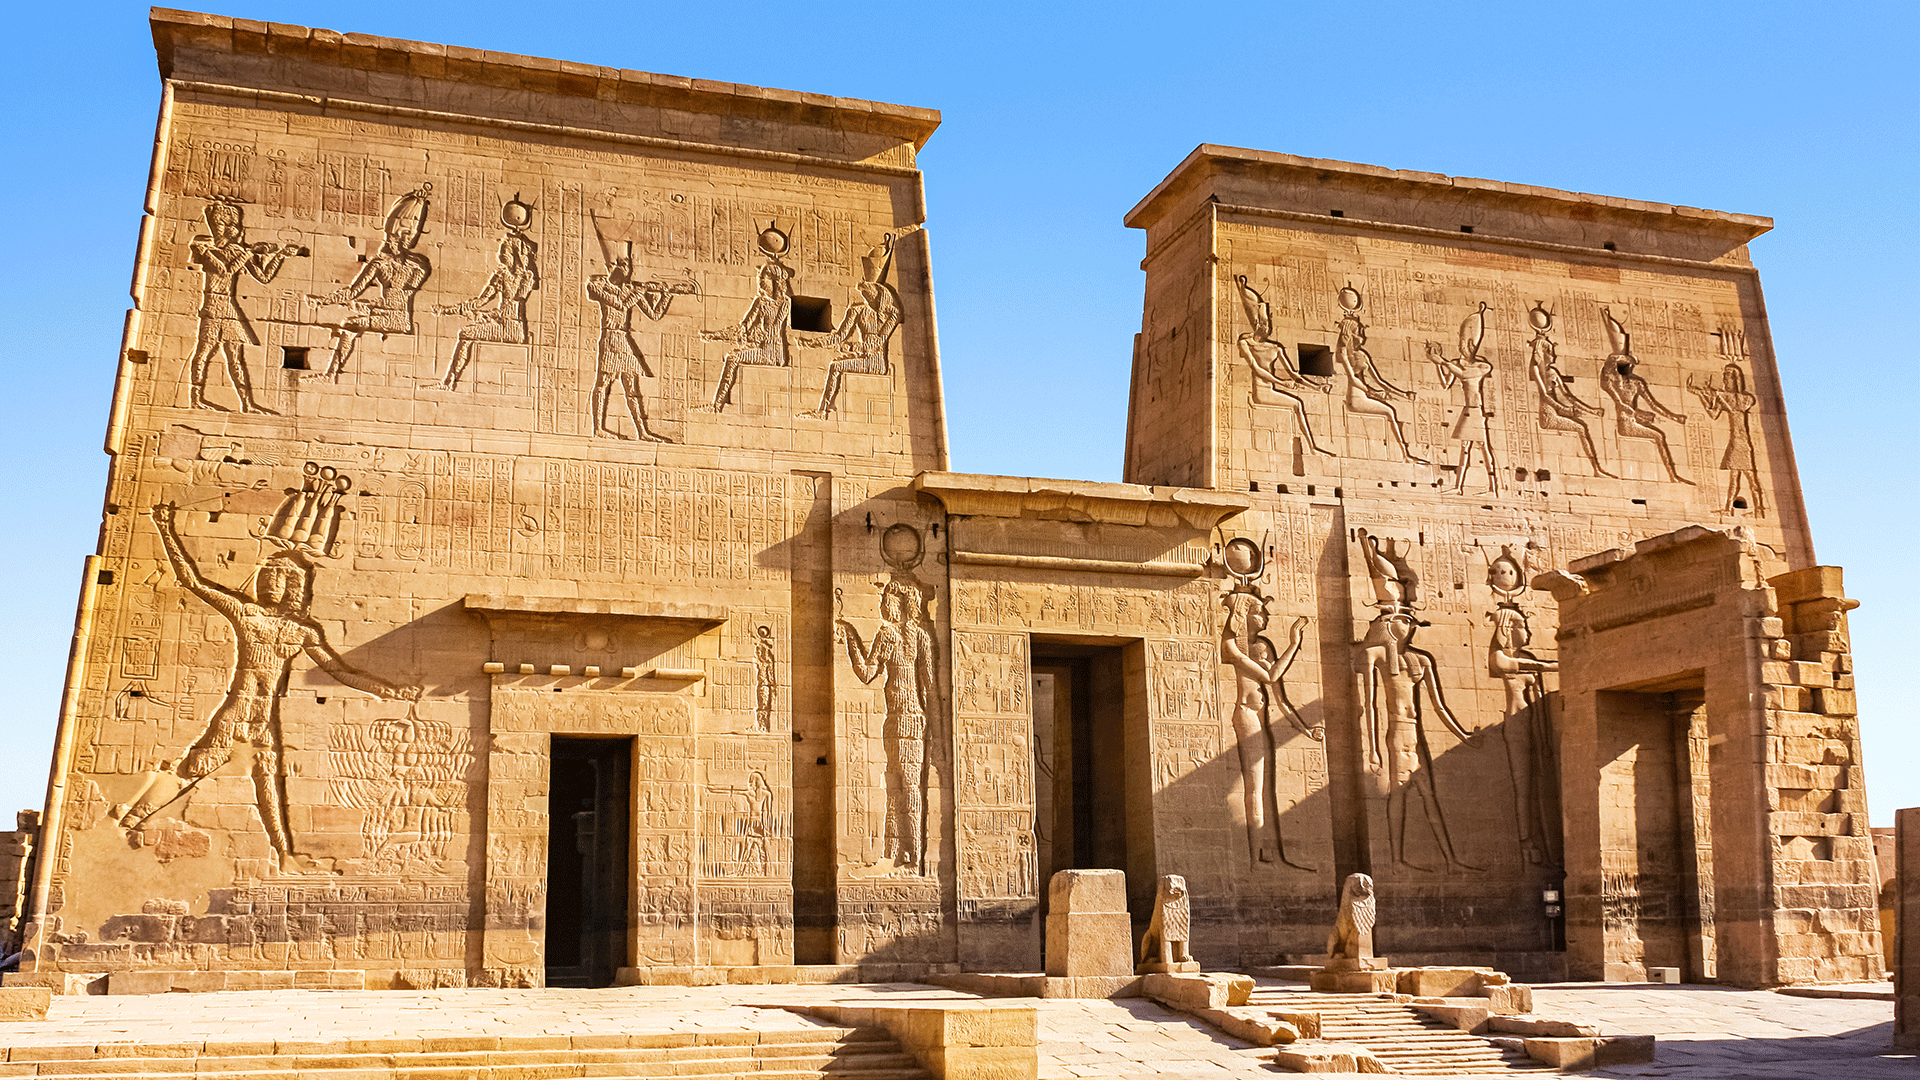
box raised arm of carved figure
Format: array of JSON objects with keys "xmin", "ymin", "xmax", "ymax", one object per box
[
  {"xmin": 839, "ymin": 621, "xmax": 887, "ymax": 685},
  {"xmin": 1411, "ymin": 649, "xmax": 1471, "ymax": 741},
  {"xmin": 150, "ymin": 503, "xmax": 244, "ymax": 619},
  {"xmin": 1275, "ymin": 615, "xmax": 1309, "ymax": 676},
  {"xmin": 303, "ymin": 631, "xmax": 420, "ymax": 701},
  {"xmin": 631, "ymin": 286, "xmax": 678, "ymax": 323},
  {"xmin": 243, "ymin": 243, "xmax": 292, "ymax": 285},
  {"xmin": 314, "ymin": 257, "xmax": 381, "ymax": 307},
  {"xmin": 1641, "ymin": 379, "xmax": 1688, "ymax": 424}
]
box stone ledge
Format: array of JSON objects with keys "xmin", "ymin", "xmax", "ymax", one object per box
[{"xmin": 795, "ymin": 1002, "xmax": 1037, "ymax": 1080}]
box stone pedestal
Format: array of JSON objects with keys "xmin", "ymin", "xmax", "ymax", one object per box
[
  {"xmin": 1310, "ymin": 956, "xmax": 1394, "ymax": 994},
  {"xmin": 1044, "ymin": 870, "xmax": 1133, "ymax": 979}
]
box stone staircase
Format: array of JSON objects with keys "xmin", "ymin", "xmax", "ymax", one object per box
[
  {"xmin": 1249, "ymin": 988, "xmax": 1556, "ymax": 1075},
  {"xmin": 0, "ymin": 1025, "xmax": 931, "ymax": 1080}
]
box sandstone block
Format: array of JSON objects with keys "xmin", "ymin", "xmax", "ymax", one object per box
[
  {"xmin": 1271, "ymin": 1040, "xmax": 1390, "ymax": 1073},
  {"xmin": 0, "ymin": 987, "xmax": 51, "ymax": 1020}
]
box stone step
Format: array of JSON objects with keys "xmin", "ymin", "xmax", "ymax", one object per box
[{"xmin": 1250, "ymin": 991, "xmax": 1557, "ymax": 1074}]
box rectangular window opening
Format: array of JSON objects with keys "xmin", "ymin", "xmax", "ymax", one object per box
[
  {"xmin": 281, "ymin": 345, "xmax": 310, "ymax": 371},
  {"xmin": 791, "ymin": 296, "xmax": 833, "ymax": 333},
  {"xmin": 1296, "ymin": 344, "xmax": 1334, "ymax": 378}
]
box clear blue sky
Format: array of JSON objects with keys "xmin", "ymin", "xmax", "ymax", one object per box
[{"xmin": 2, "ymin": 1, "xmax": 1914, "ymax": 825}]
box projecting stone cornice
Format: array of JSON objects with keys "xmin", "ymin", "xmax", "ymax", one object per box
[{"xmin": 912, "ymin": 472, "xmax": 1249, "ymax": 530}]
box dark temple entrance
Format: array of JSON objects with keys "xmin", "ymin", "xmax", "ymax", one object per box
[
  {"xmin": 1031, "ymin": 638, "xmax": 1155, "ymax": 942},
  {"xmin": 546, "ymin": 736, "xmax": 632, "ymax": 988}
]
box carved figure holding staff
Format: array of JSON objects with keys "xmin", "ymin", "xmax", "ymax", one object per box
[{"xmin": 186, "ymin": 199, "xmax": 303, "ymax": 413}]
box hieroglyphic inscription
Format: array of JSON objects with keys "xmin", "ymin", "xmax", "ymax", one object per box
[
  {"xmin": 539, "ymin": 465, "xmax": 791, "ymax": 580},
  {"xmin": 952, "ymin": 631, "xmax": 1035, "ymax": 906}
]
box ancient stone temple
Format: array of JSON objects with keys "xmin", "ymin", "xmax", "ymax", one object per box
[{"xmin": 7, "ymin": 9, "xmax": 1881, "ymax": 994}]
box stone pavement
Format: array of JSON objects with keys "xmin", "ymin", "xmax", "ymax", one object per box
[
  {"xmin": 0, "ymin": 980, "xmax": 1910, "ymax": 1078},
  {"xmin": 1531, "ymin": 983, "xmax": 1910, "ymax": 1079}
]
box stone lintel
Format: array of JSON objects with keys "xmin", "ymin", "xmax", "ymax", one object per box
[
  {"xmin": 1126, "ymin": 144, "xmax": 1772, "ymax": 264},
  {"xmin": 463, "ymin": 594, "xmax": 728, "ymax": 626},
  {"xmin": 912, "ymin": 471, "xmax": 1249, "ymax": 529},
  {"xmin": 151, "ymin": 8, "xmax": 941, "ymax": 155}
]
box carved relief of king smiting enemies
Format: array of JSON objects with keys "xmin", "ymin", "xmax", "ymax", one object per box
[
  {"xmin": 835, "ymin": 524, "xmax": 939, "ymax": 876},
  {"xmin": 1355, "ymin": 529, "xmax": 1480, "ymax": 874},
  {"xmin": 129, "ymin": 465, "xmax": 420, "ymax": 874}
]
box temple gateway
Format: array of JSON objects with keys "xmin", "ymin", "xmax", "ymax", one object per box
[{"xmin": 2, "ymin": 10, "xmax": 1882, "ymax": 994}]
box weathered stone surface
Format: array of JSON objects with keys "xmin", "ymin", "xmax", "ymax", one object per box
[
  {"xmin": 1045, "ymin": 871, "xmax": 1133, "ymax": 979},
  {"xmin": 0, "ymin": 986, "xmax": 52, "ymax": 1021}
]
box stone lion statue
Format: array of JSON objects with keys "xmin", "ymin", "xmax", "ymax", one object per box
[
  {"xmin": 1138, "ymin": 874, "xmax": 1193, "ymax": 971},
  {"xmin": 1326, "ymin": 872, "xmax": 1376, "ymax": 961}
]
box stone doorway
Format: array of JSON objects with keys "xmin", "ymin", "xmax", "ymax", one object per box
[
  {"xmin": 1032, "ymin": 639, "xmax": 1155, "ymax": 951},
  {"xmin": 545, "ymin": 736, "xmax": 633, "ymax": 988},
  {"xmin": 1591, "ymin": 682, "xmax": 1716, "ymax": 984}
]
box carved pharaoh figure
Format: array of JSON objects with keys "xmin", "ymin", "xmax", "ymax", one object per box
[
  {"xmin": 140, "ymin": 472, "xmax": 418, "ymax": 873},
  {"xmin": 1235, "ymin": 275, "xmax": 1335, "ymax": 456},
  {"xmin": 1427, "ymin": 302, "xmax": 1499, "ymax": 495},
  {"xmin": 436, "ymin": 198, "xmax": 539, "ymax": 391},
  {"xmin": 1689, "ymin": 361, "xmax": 1766, "ymax": 516},
  {"xmin": 1355, "ymin": 530, "xmax": 1480, "ymax": 873},
  {"xmin": 186, "ymin": 199, "xmax": 303, "ymax": 413},
  {"xmin": 1598, "ymin": 307, "xmax": 1692, "ymax": 484},
  {"xmin": 1526, "ymin": 302, "xmax": 1616, "ymax": 478},
  {"xmin": 586, "ymin": 243, "xmax": 697, "ymax": 441},
  {"xmin": 801, "ymin": 235, "xmax": 903, "ymax": 419},
  {"xmin": 312, "ymin": 184, "xmax": 434, "ymax": 379},
  {"xmin": 1326, "ymin": 872, "xmax": 1377, "ymax": 962},
  {"xmin": 1333, "ymin": 284, "xmax": 1428, "ymax": 464}
]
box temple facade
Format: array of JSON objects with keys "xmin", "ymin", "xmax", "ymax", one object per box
[{"xmin": 4, "ymin": 10, "xmax": 1881, "ymax": 994}]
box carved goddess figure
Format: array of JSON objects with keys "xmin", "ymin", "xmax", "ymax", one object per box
[
  {"xmin": 1598, "ymin": 307, "xmax": 1692, "ymax": 484},
  {"xmin": 801, "ymin": 236, "xmax": 903, "ymax": 419},
  {"xmin": 754, "ymin": 624, "xmax": 777, "ymax": 732},
  {"xmin": 1485, "ymin": 545, "xmax": 1559, "ymax": 866},
  {"xmin": 1527, "ymin": 302, "xmax": 1616, "ymax": 478},
  {"xmin": 837, "ymin": 578, "xmax": 938, "ymax": 875},
  {"xmin": 1220, "ymin": 566, "xmax": 1315, "ymax": 869},
  {"xmin": 698, "ymin": 225, "xmax": 795, "ymax": 413},
  {"xmin": 436, "ymin": 202, "xmax": 539, "ymax": 390},
  {"xmin": 1235, "ymin": 275, "xmax": 1335, "ymax": 456},
  {"xmin": 186, "ymin": 200, "xmax": 302, "ymax": 413},
  {"xmin": 586, "ymin": 247, "xmax": 697, "ymax": 441},
  {"xmin": 143, "ymin": 503, "xmax": 418, "ymax": 872},
  {"xmin": 312, "ymin": 185, "xmax": 433, "ymax": 379},
  {"xmin": 1688, "ymin": 362, "xmax": 1765, "ymax": 515},
  {"xmin": 1334, "ymin": 284, "xmax": 1428, "ymax": 464},
  {"xmin": 1426, "ymin": 301, "xmax": 1499, "ymax": 495}
]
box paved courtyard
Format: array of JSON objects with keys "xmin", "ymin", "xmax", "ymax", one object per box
[{"xmin": 0, "ymin": 979, "xmax": 1905, "ymax": 1077}]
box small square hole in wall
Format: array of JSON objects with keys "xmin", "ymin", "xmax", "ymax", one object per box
[
  {"xmin": 791, "ymin": 296, "xmax": 833, "ymax": 333},
  {"xmin": 1733, "ymin": 498, "xmax": 1748, "ymax": 509},
  {"xmin": 281, "ymin": 345, "xmax": 310, "ymax": 370},
  {"xmin": 1459, "ymin": 225, "xmax": 1474, "ymax": 234},
  {"xmin": 1297, "ymin": 344, "xmax": 1334, "ymax": 378}
]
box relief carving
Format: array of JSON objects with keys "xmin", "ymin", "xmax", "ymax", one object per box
[
  {"xmin": 311, "ymin": 184, "xmax": 434, "ymax": 379},
  {"xmin": 1688, "ymin": 361, "xmax": 1765, "ymax": 516},
  {"xmin": 754, "ymin": 625, "xmax": 776, "ymax": 733},
  {"xmin": 800, "ymin": 235, "xmax": 903, "ymax": 419},
  {"xmin": 435, "ymin": 197, "xmax": 538, "ymax": 391},
  {"xmin": 1235, "ymin": 275, "xmax": 1334, "ymax": 456},
  {"xmin": 186, "ymin": 199, "xmax": 304, "ymax": 413},
  {"xmin": 1334, "ymin": 284, "xmax": 1428, "ymax": 464},
  {"xmin": 135, "ymin": 468, "xmax": 419, "ymax": 873},
  {"xmin": 1485, "ymin": 544, "xmax": 1560, "ymax": 866},
  {"xmin": 330, "ymin": 712, "xmax": 471, "ymax": 875},
  {"xmin": 585, "ymin": 241, "xmax": 698, "ymax": 441},
  {"xmin": 1219, "ymin": 537, "xmax": 1316, "ymax": 869},
  {"xmin": 1599, "ymin": 307, "xmax": 1691, "ymax": 484},
  {"xmin": 835, "ymin": 524, "xmax": 939, "ymax": 876},
  {"xmin": 697, "ymin": 223, "xmax": 793, "ymax": 413},
  {"xmin": 1355, "ymin": 530, "xmax": 1479, "ymax": 873},
  {"xmin": 1426, "ymin": 302, "xmax": 1499, "ymax": 495},
  {"xmin": 1527, "ymin": 302, "xmax": 1616, "ymax": 478}
]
